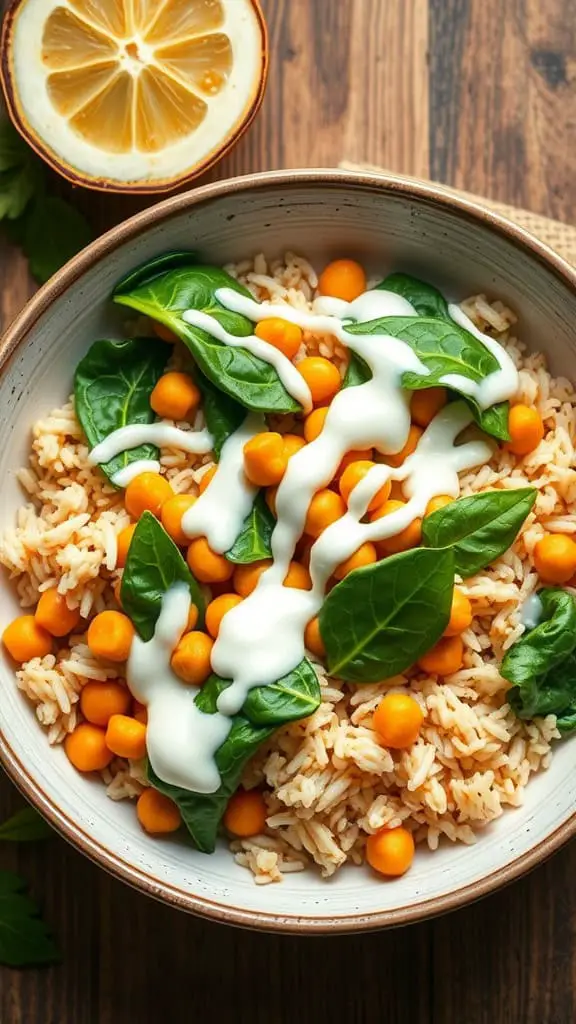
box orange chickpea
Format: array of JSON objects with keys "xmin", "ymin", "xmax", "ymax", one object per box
[
  {"xmin": 150, "ymin": 372, "xmax": 200, "ymax": 421},
  {"xmin": 373, "ymin": 693, "xmax": 424, "ymax": 749},
  {"xmin": 125, "ymin": 472, "xmax": 173, "ymax": 520},
  {"xmin": 410, "ymin": 387, "xmax": 448, "ymax": 428},
  {"xmin": 370, "ymin": 500, "xmax": 422, "ymax": 555},
  {"xmin": 35, "ymin": 588, "xmax": 81, "ymax": 637},
  {"xmin": 506, "ymin": 404, "xmax": 545, "ymax": 456},
  {"xmin": 205, "ymin": 593, "xmax": 243, "ymax": 638},
  {"xmin": 255, "ymin": 318, "xmax": 303, "ymax": 360},
  {"xmin": 304, "ymin": 406, "xmax": 329, "ymax": 442},
  {"xmin": 2, "ymin": 615, "xmax": 52, "ymax": 663},
  {"xmin": 133, "ymin": 699, "xmax": 148, "ymax": 725},
  {"xmin": 378, "ymin": 425, "xmax": 423, "ymax": 468},
  {"xmin": 171, "ymin": 630, "xmax": 214, "ymax": 685},
  {"xmin": 334, "ymin": 542, "xmax": 378, "ymax": 580},
  {"xmin": 304, "ymin": 489, "xmax": 346, "ymax": 538},
  {"xmin": 233, "ymin": 560, "xmax": 272, "ymax": 597},
  {"xmin": 243, "ymin": 432, "xmax": 288, "ymax": 487},
  {"xmin": 335, "ymin": 448, "xmax": 374, "ymax": 479},
  {"xmin": 318, "ymin": 259, "xmax": 367, "ymax": 302},
  {"xmin": 186, "ymin": 537, "xmax": 233, "ymax": 583},
  {"xmin": 339, "ymin": 460, "xmax": 391, "ymax": 512},
  {"xmin": 137, "ymin": 788, "xmax": 181, "ymax": 834},
  {"xmin": 418, "ymin": 635, "xmax": 464, "ymax": 676},
  {"xmin": 153, "ymin": 321, "xmax": 178, "ymax": 344},
  {"xmin": 297, "ymin": 357, "xmax": 341, "ymax": 406},
  {"xmin": 105, "ymin": 714, "xmax": 147, "ymax": 760},
  {"xmin": 533, "ymin": 534, "xmax": 576, "ymax": 584},
  {"xmin": 283, "ymin": 433, "xmax": 306, "ymax": 459},
  {"xmin": 426, "ymin": 494, "xmax": 454, "ymax": 516},
  {"xmin": 87, "ymin": 610, "xmax": 135, "ymax": 663},
  {"xmin": 284, "ymin": 561, "xmax": 312, "ymax": 590},
  {"xmin": 64, "ymin": 723, "xmax": 113, "ymax": 772},
  {"xmin": 444, "ymin": 589, "xmax": 473, "ymax": 636},
  {"xmin": 223, "ymin": 789, "xmax": 267, "ymax": 837},
  {"xmin": 161, "ymin": 493, "xmax": 196, "ymax": 546},
  {"xmin": 116, "ymin": 523, "xmax": 137, "ymax": 569},
  {"xmin": 366, "ymin": 826, "xmax": 415, "ymax": 877},
  {"xmin": 304, "ymin": 617, "xmax": 326, "ymax": 659},
  {"xmin": 198, "ymin": 465, "xmax": 217, "ymax": 494},
  {"xmin": 80, "ymin": 680, "xmax": 131, "ymax": 727}
]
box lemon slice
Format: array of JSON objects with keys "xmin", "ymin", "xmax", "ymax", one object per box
[{"xmin": 1, "ymin": 0, "xmax": 268, "ymax": 192}]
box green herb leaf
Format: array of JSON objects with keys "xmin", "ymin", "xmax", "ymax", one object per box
[
  {"xmin": 197, "ymin": 371, "xmax": 245, "ymax": 458},
  {"xmin": 319, "ymin": 547, "xmax": 455, "ymax": 682},
  {"xmin": 0, "ymin": 806, "xmax": 52, "ymax": 842},
  {"xmin": 422, "ymin": 488, "xmax": 536, "ymax": 577},
  {"xmin": 0, "ymin": 871, "xmax": 60, "ymax": 968},
  {"xmin": 377, "ymin": 273, "xmax": 450, "ymax": 320},
  {"xmin": 0, "ymin": 121, "xmax": 44, "ymax": 222},
  {"xmin": 226, "ymin": 494, "xmax": 275, "ymax": 564},
  {"xmin": 502, "ymin": 590, "xmax": 576, "ymax": 731},
  {"xmin": 113, "ymin": 250, "xmax": 200, "ymax": 293},
  {"xmin": 23, "ymin": 197, "xmax": 92, "ymax": 283},
  {"xmin": 243, "ymin": 659, "xmax": 321, "ymax": 725},
  {"xmin": 121, "ymin": 512, "xmax": 205, "ymax": 639},
  {"xmin": 74, "ymin": 336, "xmax": 168, "ymax": 483},
  {"xmin": 343, "ymin": 352, "xmax": 371, "ymax": 388},
  {"xmin": 114, "ymin": 263, "xmax": 300, "ymax": 413},
  {"xmin": 345, "ymin": 315, "xmax": 510, "ymax": 440}
]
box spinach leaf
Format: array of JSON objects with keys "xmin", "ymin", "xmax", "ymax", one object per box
[
  {"xmin": 148, "ymin": 675, "xmax": 275, "ymax": 853},
  {"xmin": 0, "ymin": 806, "xmax": 52, "ymax": 842},
  {"xmin": 113, "ymin": 250, "xmax": 199, "ymax": 293},
  {"xmin": 343, "ymin": 352, "xmax": 371, "ymax": 389},
  {"xmin": 319, "ymin": 547, "xmax": 455, "ymax": 682},
  {"xmin": 502, "ymin": 588, "xmax": 576, "ymax": 688},
  {"xmin": 377, "ymin": 273, "xmax": 450, "ymax": 320},
  {"xmin": 345, "ymin": 315, "xmax": 510, "ymax": 440},
  {"xmin": 24, "ymin": 197, "xmax": 93, "ymax": 284},
  {"xmin": 422, "ymin": 488, "xmax": 536, "ymax": 577},
  {"xmin": 243, "ymin": 659, "xmax": 321, "ymax": 725},
  {"xmin": 114, "ymin": 264, "xmax": 300, "ymax": 414},
  {"xmin": 0, "ymin": 871, "xmax": 60, "ymax": 967},
  {"xmin": 198, "ymin": 371, "xmax": 246, "ymax": 458},
  {"xmin": 74, "ymin": 337, "xmax": 167, "ymax": 484},
  {"xmin": 502, "ymin": 590, "xmax": 576, "ymax": 732},
  {"xmin": 121, "ymin": 512, "xmax": 205, "ymax": 639},
  {"xmin": 226, "ymin": 494, "xmax": 275, "ymax": 564}
]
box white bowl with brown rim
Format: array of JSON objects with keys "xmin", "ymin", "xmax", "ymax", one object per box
[{"xmin": 1, "ymin": 169, "xmax": 575, "ymax": 932}]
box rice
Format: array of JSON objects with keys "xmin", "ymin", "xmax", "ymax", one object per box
[{"xmin": 2, "ymin": 252, "xmax": 575, "ymax": 883}]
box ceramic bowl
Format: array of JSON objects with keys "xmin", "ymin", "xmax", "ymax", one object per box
[{"xmin": 1, "ymin": 170, "xmax": 575, "ymax": 933}]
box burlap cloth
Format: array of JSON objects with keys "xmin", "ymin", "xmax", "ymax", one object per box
[{"xmin": 340, "ymin": 161, "xmax": 576, "ymax": 266}]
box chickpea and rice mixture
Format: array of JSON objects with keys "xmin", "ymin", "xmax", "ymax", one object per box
[{"xmin": 1, "ymin": 251, "xmax": 576, "ymax": 883}]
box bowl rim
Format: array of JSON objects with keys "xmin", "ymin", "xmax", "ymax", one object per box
[{"xmin": 2, "ymin": 166, "xmax": 576, "ymax": 933}]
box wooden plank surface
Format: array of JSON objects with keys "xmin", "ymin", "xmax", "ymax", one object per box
[{"xmin": 1, "ymin": 1, "xmax": 576, "ymax": 1021}]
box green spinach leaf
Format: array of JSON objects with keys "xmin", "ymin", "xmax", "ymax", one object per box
[
  {"xmin": 113, "ymin": 250, "xmax": 200, "ymax": 293},
  {"xmin": 377, "ymin": 273, "xmax": 450, "ymax": 320},
  {"xmin": 24, "ymin": 198, "xmax": 93, "ymax": 283},
  {"xmin": 74, "ymin": 336, "xmax": 167, "ymax": 483},
  {"xmin": 226, "ymin": 494, "xmax": 275, "ymax": 564},
  {"xmin": 345, "ymin": 315, "xmax": 510, "ymax": 440},
  {"xmin": 422, "ymin": 488, "xmax": 536, "ymax": 577},
  {"xmin": 243, "ymin": 659, "xmax": 321, "ymax": 725},
  {"xmin": 502, "ymin": 589, "xmax": 576, "ymax": 732},
  {"xmin": 197, "ymin": 371, "xmax": 245, "ymax": 458},
  {"xmin": 114, "ymin": 264, "xmax": 300, "ymax": 414},
  {"xmin": 0, "ymin": 806, "xmax": 52, "ymax": 842},
  {"xmin": 343, "ymin": 352, "xmax": 371, "ymax": 388},
  {"xmin": 121, "ymin": 512, "xmax": 205, "ymax": 639},
  {"xmin": 0, "ymin": 872, "xmax": 60, "ymax": 967},
  {"xmin": 319, "ymin": 547, "xmax": 455, "ymax": 682}
]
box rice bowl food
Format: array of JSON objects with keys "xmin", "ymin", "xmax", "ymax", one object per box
[{"xmin": 2, "ymin": 246, "xmax": 576, "ymax": 888}]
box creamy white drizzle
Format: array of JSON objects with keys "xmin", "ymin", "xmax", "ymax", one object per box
[
  {"xmin": 111, "ymin": 459, "xmax": 161, "ymax": 488},
  {"xmin": 519, "ymin": 592, "xmax": 543, "ymax": 631},
  {"xmin": 448, "ymin": 304, "xmax": 519, "ymax": 408},
  {"xmin": 87, "ymin": 422, "xmax": 214, "ymax": 468},
  {"xmin": 181, "ymin": 413, "xmax": 264, "ymax": 552},
  {"xmin": 182, "ymin": 308, "xmax": 314, "ymax": 412},
  {"xmin": 128, "ymin": 582, "xmax": 231, "ymax": 793}
]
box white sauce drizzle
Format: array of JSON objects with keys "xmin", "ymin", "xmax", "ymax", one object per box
[
  {"xmin": 181, "ymin": 308, "xmax": 314, "ymax": 412},
  {"xmin": 181, "ymin": 413, "xmax": 265, "ymax": 552},
  {"xmin": 519, "ymin": 592, "xmax": 543, "ymax": 631},
  {"xmin": 127, "ymin": 582, "xmax": 231, "ymax": 793},
  {"xmin": 121, "ymin": 281, "xmax": 520, "ymax": 792},
  {"xmin": 111, "ymin": 459, "xmax": 161, "ymax": 488},
  {"xmin": 87, "ymin": 421, "xmax": 213, "ymax": 468}
]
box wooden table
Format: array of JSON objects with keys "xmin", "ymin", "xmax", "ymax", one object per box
[{"xmin": 1, "ymin": 2, "xmax": 576, "ymax": 1021}]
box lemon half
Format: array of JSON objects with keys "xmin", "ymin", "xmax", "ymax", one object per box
[{"xmin": 1, "ymin": 0, "xmax": 268, "ymax": 192}]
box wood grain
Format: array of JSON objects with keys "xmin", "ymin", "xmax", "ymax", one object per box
[{"xmin": 2, "ymin": 1, "xmax": 576, "ymax": 1022}]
